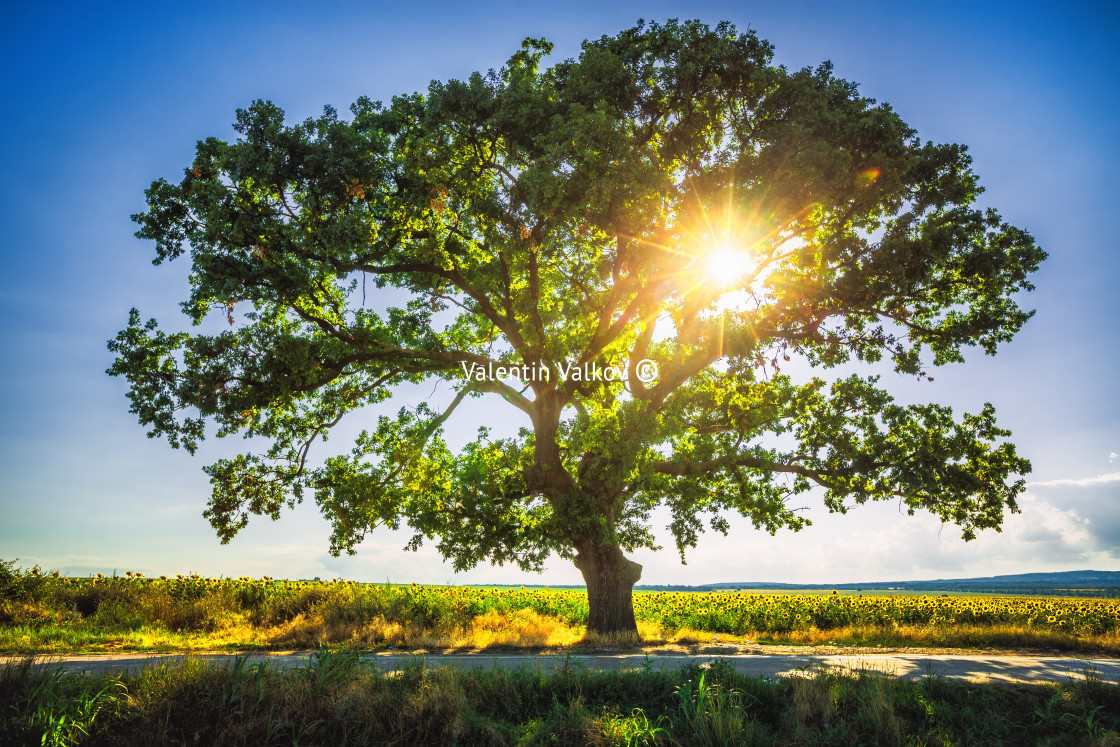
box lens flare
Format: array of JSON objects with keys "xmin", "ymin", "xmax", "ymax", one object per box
[
  {"xmin": 857, "ymin": 167, "xmax": 881, "ymax": 187},
  {"xmin": 708, "ymin": 245, "xmax": 753, "ymax": 280}
]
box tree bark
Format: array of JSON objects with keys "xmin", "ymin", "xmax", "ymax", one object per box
[{"xmin": 574, "ymin": 542, "xmax": 643, "ymax": 636}]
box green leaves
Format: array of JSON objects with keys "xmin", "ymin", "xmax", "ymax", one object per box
[
  {"xmin": 106, "ymin": 309, "xmax": 202, "ymax": 452},
  {"xmin": 789, "ymin": 376, "xmax": 1028, "ymax": 538},
  {"xmin": 110, "ymin": 20, "xmax": 1042, "ymax": 576}
]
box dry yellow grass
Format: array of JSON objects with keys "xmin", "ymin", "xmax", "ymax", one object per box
[
  {"xmin": 455, "ymin": 608, "xmax": 582, "ymax": 648},
  {"xmin": 756, "ymin": 622, "xmax": 1120, "ymax": 653},
  {"xmin": 262, "ymin": 608, "xmax": 585, "ymax": 650},
  {"xmin": 635, "ymin": 620, "xmax": 755, "ymax": 646},
  {"xmin": 258, "ymin": 612, "xmax": 760, "ymax": 651},
  {"xmin": 14, "ymin": 604, "xmax": 1120, "ymax": 654}
]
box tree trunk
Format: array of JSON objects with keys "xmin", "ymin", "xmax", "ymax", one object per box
[{"xmin": 574, "ymin": 543, "xmax": 643, "ymax": 636}]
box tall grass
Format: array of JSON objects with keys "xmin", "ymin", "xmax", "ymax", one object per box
[{"xmin": 2, "ymin": 654, "xmax": 1118, "ymax": 745}]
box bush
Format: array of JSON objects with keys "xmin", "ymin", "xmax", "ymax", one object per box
[{"xmin": 0, "ymin": 559, "xmax": 47, "ymax": 602}]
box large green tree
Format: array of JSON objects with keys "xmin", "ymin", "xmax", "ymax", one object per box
[{"xmin": 110, "ymin": 20, "xmax": 1044, "ymax": 635}]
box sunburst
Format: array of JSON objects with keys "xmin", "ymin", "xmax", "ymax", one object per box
[{"xmin": 707, "ymin": 243, "xmax": 754, "ymax": 283}]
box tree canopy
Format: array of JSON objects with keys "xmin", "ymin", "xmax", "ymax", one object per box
[{"xmin": 109, "ymin": 20, "xmax": 1045, "ymax": 634}]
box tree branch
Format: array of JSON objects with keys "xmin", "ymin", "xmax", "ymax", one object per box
[{"xmin": 653, "ymin": 454, "xmax": 833, "ymax": 487}]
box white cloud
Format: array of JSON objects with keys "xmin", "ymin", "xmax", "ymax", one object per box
[
  {"xmin": 1031, "ymin": 472, "xmax": 1120, "ymax": 487},
  {"xmin": 1009, "ymin": 493, "xmax": 1091, "ymax": 545},
  {"xmin": 1022, "ymin": 478, "xmax": 1120, "ymax": 561},
  {"xmin": 657, "ymin": 485, "xmax": 1116, "ymax": 585},
  {"xmin": 1109, "ymin": 452, "xmax": 1117, "ymax": 463}
]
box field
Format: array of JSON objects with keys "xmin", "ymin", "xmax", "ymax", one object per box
[
  {"xmin": 3, "ymin": 561, "xmax": 1119, "ymax": 655},
  {"xmin": 5, "ymin": 561, "xmax": 1120, "ymax": 744}
]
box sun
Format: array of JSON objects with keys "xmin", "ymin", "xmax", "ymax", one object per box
[{"xmin": 707, "ymin": 244, "xmax": 753, "ymax": 282}]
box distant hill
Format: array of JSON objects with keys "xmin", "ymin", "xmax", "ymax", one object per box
[{"xmin": 635, "ymin": 570, "xmax": 1120, "ymax": 597}]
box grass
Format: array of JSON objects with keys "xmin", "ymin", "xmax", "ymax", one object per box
[
  {"xmin": 753, "ymin": 623, "xmax": 1120, "ymax": 653},
  {"xmin": 2, "ymin": 653, "xmax": 1119, "ymax": 745}
]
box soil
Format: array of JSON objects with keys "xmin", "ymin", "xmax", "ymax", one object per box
[{"xmin": 400, "ymin": 641, "xmax": 1120, "ymax": 659}]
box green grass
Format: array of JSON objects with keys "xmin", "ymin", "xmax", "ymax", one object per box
[{"xmin": 2, "ymin": 654, "xmax": 1119, "ymax": 745}]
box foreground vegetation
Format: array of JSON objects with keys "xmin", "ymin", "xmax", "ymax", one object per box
[
  {"xmin": 3, "ymin": 562, "xmax": 1119, "ymax": 654},
  {"xmin": 3, "ymin": 653, "xmax": 1119, "ymax": 746}
]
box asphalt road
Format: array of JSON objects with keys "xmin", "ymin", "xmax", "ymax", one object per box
[{"xmin": 4, "ymin": 652, "xmax": 1117, "ymax": 685}]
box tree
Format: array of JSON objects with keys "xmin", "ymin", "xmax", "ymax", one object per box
[{"xmin": 109, "ymin": 20, "xmax": 1044, "ymax": 636}]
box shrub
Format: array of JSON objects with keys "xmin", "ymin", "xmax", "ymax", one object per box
[{"xmin": 0, "ymin": 559, "xmax": 47, "ymax": 602}]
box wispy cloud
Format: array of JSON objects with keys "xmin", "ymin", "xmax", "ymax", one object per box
[{"xmin": 1031, "ymin": 472, "xmax": 1120, "ymax": 488}]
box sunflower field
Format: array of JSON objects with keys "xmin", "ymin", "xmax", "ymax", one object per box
[{"xmin": 2, "ymin": 561, "xmax": 1118, "ymax": 653}]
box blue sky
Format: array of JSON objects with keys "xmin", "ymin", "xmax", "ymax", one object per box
[{"xmin": 1, "ymin": 1, "xmax": 1117, "ymax": 585}]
